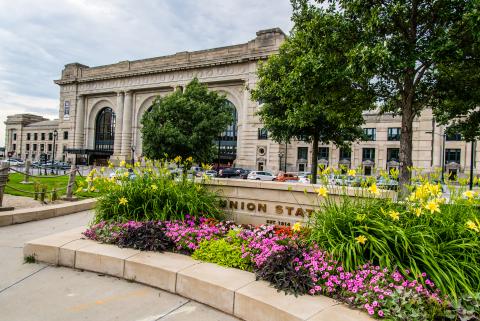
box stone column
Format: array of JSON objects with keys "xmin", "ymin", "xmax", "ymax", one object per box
[
  {"xmin": 121, "ymin": 91, "xmax": 133, "ymax": 159},
  {"xmin": 113, "ymin": 91, "xmax": 124, "ymax": 160},
  {"xmin": 74, "ymin": 95, "xmax": 85, "ymax": 148}
]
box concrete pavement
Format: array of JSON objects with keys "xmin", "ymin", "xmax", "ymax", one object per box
[{"xmin": 0, "ymin": 210, "xmax": 239, "ymax": 321}]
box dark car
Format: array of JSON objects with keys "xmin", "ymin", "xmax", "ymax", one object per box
[
  {"xmin": 239, "ymin": 169, "xmax": 251, "ymax": 179},
  {"xmin": 218, "ymin": 167, "xmax": 243, "ymax": 178}
]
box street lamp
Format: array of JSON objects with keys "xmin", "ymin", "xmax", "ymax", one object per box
[
  {"xmin": 130, "ymin": 144, "xmax": 135, "ymax": 168},
  {"xmin": 51, "ymin": 129, "xmax": 58, "ymax": 174},
  {"xmin": 426, "ymin": 129, "xmax": 446, "ymax": 183},
  {"xmin": 469, "ymin": 140, "xmax": 476, "ymax": 190},
  {"xmin": 278, "ymin": 152, "xmax": 284, "ymax": 173}
]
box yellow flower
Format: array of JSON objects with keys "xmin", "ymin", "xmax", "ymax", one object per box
[
  {"xmin": 119, "ymin": 197, "xmax": 128, "ymax": 206},
  {"xmin": 414, "ymin": 207, "xmax": 422, "ymax": 217},
  {"xmin": 292, "ymin": 222, "xmax": 302, "ymax": 232},
  {"xmin": 466, "ymin": 220, "xmax": 479, "ymax": 232},
  {"xmin": 75, "ymin": 187, "xmax": 83, "ymax": 193},
  {"xmin": 347, "ymin": 169, "xmax": 356, "ymax": 176},
  {"xmin": 100, "ymin": 167, "xmax": 105, "ymax": 173},
  {"xmin": 119, "ymin": 160, "xmax": 126, "ymax": 167},
  {"xmin": 317, "ymin": 186, "xmax": 328, "ymax": 197},
  {"xmin": 108, "ymin": 162, "xmax": 114, "ymax": 169},
  {"xmin": 463, "ymin": 190, "xmax": 476, "ymax": 199},
  {"xmin": 151, "ymin": 184, "xmax": 158, "ymax": 191},
  {"xmin": 186, "ymin": 156, "xmax": 193, "ymax": 163},
  {"xmin": 134, "ymin": 161, "xmax": 141, "ymax": 168},
  {"xmin": 355, "ymin": 235, "xmax": 367, "ymax": 245},
  {"xmin": 123, "ymin": 172, "xmax": 129, "ymax": 177},
  {"xmin": 388, "ymin": 210, "xmax": 400, "ymax": 221},
  {"xmin": 425, "ymin": 200, "xmax": 441, "ymax": 214},
  {"xmin": 368, "ymin": 184, "xmax": 380, "ymax": 196},
  {"xmin": 85, "ymin": 176, "xmax": 92, "ymax": 182},
  {"xmin": 173, "ymin": 156, "xmax": 182, "ymax": 163},
  {"xmin": 90, "ymin": 186, "xmax": 95, "ymax": 192}
]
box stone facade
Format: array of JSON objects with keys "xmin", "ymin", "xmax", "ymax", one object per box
[{"xmin": 3, "ymin": 27, "xmax": 479, "ymax": 176}]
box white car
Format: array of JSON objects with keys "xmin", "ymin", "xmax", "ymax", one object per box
[
  {"xmin": 6, "ymin": 159, "xmax": 24, "ymax": 166},
  {"xmin": 247, "ymin": 171, "xmax": 275, "ymax": 181}
]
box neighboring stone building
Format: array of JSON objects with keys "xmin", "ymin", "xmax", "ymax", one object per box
[{"xmin": 3, "ymin": 27, "xmax": 479, "ymax": 176}]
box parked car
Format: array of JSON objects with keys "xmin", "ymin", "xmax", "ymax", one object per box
[
  {"xmin": 6, "ymin": 158, "xmax": 24, "ymax": 166},
  {"xmin": 204, "ymin": 170, "xmax": 217, "ymax": 177},
  {"xmin": 218, "ymin": 167, "xmax": 244, "ymax": 178},
  {"xmin": 298, "ymin": 172, "xmax": 311, "ymax": 184},
  {"xmin": 109, "ymin": 168, "xmax": 137, "ymax": 180},
  {"xmin": 239, "ymin": 169, "xmax": 251, "ymax": 179},
  {"xmin": 274, "ymin": 172, "xmax": 299, "ymax": 182},
  {"xmin": 376, "ymin": 176, "xmax": 399, "ymax": 190},
  {"xmin": 247, "ymin": 171, "xmax": 276, "ymax": 181}
]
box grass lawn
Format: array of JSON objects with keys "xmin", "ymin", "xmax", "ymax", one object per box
[{"xmin": 4, "ymin": 173, "xmax": 97, "ymax": 200}]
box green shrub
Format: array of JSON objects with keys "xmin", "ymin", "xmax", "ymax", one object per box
[
  {"xmin": 308, "ymin": 195, "xmax": 480, "ymax": 299},
  {"xmin": 192, "ymin": 230, "xmax": 252, "ymax": 271},
  {"xmin": 93, "ymin": 165, "xmax": 224, "ymax": 223}
]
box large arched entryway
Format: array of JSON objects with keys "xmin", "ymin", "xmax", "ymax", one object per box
[
  {"xmin": 91, "ymin": 107, "xmax": 115, "ymax": 165},
  {"xmin": 215, "ymin": 101, "xmax": 237, "ymax": 168}
]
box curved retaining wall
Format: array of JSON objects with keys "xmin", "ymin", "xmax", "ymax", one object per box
[{"xmin": 23, "ymin": 228, "xmax": 373, "ymax": 321}]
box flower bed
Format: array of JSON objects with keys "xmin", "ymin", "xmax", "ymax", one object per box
[{"xmin": 83, "ymin": 216, "xmax": 479, "ymax": 320}]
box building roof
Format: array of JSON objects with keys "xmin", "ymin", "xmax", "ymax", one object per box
[{"xmin": 24, "ymin": 119, "xmax": 59, "ymax": 128}]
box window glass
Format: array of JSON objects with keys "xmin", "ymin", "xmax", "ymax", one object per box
[
  {"xmin": 362, "ymin": 148, "xmax": 375, "ymax": 161},
  {"xmin": 387, "ymin": 128, "xmax": 401, "ymax": 141},
  {"xmin": 363, "ymin": 128, "xmax": 376, "ymax": 141}
]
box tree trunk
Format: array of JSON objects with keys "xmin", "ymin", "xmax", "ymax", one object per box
[
  {"xmin": 311, "ymin": 134, "xmax": 319, "ymax": 184},
  {"xmin": 399, "ymin": 77, "xmax": 415, "ymax": 196}
]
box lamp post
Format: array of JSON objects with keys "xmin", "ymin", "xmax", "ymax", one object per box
[
  {"xmin": 130, "ymin": 145, "xmax": 135, "ymax": 168},
  {"xmin": 51, "ymin": 129, "xmax": 58, "ymax": 174},
  {"xmin": 469, "ymin": 140, "xmax": 475, "ymax": 190},
  {"xmin": 278, "ymin": 151, "xmax": 284, "ymax": 174},
  {"xmin": 426, "ymin": 129, "xmax": 446, "ymax": 183}
]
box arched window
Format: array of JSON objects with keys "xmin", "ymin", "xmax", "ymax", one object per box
[
  {"xmin": 216, "ymin": 100, "xmax": 237, "ymax": 165},
  {"xmin": 95, "ymin": 107, "xmax": 115, "ymax": 152}
]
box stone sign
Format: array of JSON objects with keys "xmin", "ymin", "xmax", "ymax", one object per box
[{"xmin": 205, "ymin": 179, "xmax": 395, "ymax": 226}]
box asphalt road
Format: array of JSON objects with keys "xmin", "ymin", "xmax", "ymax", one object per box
[{"xmin": 0, "ymin": 210, "xmax": 239, "ymax": 321}]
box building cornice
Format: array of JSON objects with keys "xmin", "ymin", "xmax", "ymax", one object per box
[{"xmin": 54, "ymin": 52, "xmax": 274, "ymax": 86}]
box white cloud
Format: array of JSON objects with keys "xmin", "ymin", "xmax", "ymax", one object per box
[{"xmin": 0, "ymin": 0, "xmax": 292, "ymax": 146}]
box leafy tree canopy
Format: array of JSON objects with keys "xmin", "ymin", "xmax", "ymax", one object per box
[
  {"xmin": 141, "ymin": 78, "xmax": 234, "ymax": 162},
  {"xmin": 315, "ymin": 0, "xmax": 480, "ymax": 188},
  {"xmin": 251, "ymin": 2, "xmax": 375, "ymax": 183}
]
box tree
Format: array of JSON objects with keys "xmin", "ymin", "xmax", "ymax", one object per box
[
  {"xmin": 251, "ymin": 3, "xmax": 374, "ymax": 184},
  {"xmin": 141, "ymin": 78, "xmax": 233, "ymax": 163},
  {"xmin": 320, "ymin": 0, "xmax": 479, "ymax": 190},
  {"xmin": 433, "ymin": 4, "xmax": 480, "ymax": 142}
]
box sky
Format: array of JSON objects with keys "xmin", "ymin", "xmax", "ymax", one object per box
[{"xmin": 0, "ymin": 0, "xmax": 293, "ymax": 146}]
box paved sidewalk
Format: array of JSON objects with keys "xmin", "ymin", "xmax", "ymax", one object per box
[
  {"xmin": 0, "ymin": 210, "xmax": 238, "ymax": 321},
  {"xmin": 2, "ymin": 194, "xmax": 67, "ymax": 211}
]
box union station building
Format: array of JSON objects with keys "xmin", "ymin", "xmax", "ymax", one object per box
[{"xmin": 4, "ymin": 28, "xmax": 479, "ymax": 177}]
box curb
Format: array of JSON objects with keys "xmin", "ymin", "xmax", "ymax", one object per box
[
  {"xmin": 0, "ymin": 199, "xmax": 96, "ymax": 227},
  {"xmin": 23, "ymin": 228, "xmax": 373, "ymax": 321}
]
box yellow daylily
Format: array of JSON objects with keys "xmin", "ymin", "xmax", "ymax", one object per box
[
  {"xmin": 414, "ymin": 207, "xmax": 422, "ymax": 217},
  {"xmin": 75, "ymin": 187, "xmax": 83, "ymax": 193},
  {"xmin": 347, "ymin": 169, "xmax": 356, "ymax": 177},
  {"xmin": 466, "ymin": 220, "xmax": 479, "ymax": 232},
  {"xmin": 463, "ymin": 190, "xmax": 476, "ymax": 199},
  {"xmin": 186, "ymin": 156, "xmax": 193, "ymax": 163},
  {"xmin": 151, "ymin": 184, "xmax": 158, "ymax": 191},
  {"xmin": 119, "ymin": 197, "xmax": 128, "ymax": 206},
  {"xmin": 119, "ymin": 160, "xmax": 126, "ymax": 167},
  {"xmin": 425, "ymin": 200, "xmax": 441, "ymax": 214},
  {"xmin": 388, "ymin": 210, "xmax": 400, "ymax": 221},
  {"xmin": 355, "ymin": 235, "xmax": 367, "ymax": 245},
  {"xmin": 100, "ymin": 167, "xmax": 105, "ymax": 173},
  {"xmin": 292, "ymin": 222, "xmax": 302, "ymax": 232},
  {"xmin": 368, "ymin": 184, "xmax": 380, "ymax": 196},
  {"xmin": 317, "ymin": 186, "xmax": 328, "ymax": 197},
  {"xmin": 89, "ymin": 186, "xmax": 95, "ymax": 192}
]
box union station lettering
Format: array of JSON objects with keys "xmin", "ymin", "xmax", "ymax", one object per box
[{"xmin": 220, "ymin": 199, "xmax": 315, "ymax": 217}]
